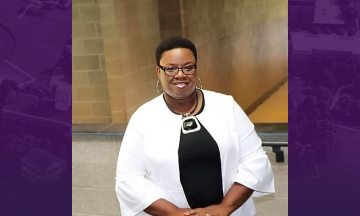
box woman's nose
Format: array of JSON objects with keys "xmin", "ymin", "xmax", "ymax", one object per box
[{"xmin": 175, "ymin": 68, "xmax": 186, "ymax": 77}]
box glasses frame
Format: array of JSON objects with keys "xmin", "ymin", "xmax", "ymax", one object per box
[{"xmin": 158, "ymin": 64, "xmax": 197, "ymax": 76}]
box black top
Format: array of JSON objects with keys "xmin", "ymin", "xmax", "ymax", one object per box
[{"xmin": 177, "ymin": 90, "xmax": 224, "ymax": 208}]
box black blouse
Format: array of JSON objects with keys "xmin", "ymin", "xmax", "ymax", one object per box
[{"xmin": 178, "ymin": 90, "xmax": 224, "ymax": 208}]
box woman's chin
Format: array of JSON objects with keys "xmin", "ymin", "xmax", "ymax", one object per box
[{"xmin": 171, "ymin": 89, "xmax": 195, "ymax": 100}]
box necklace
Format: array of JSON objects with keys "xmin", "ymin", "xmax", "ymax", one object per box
[
  {"xmin": 163, "ymin": 89, "xmax": 201, "ymax": 134},
  {"xmin": 163, "ymin": 90, "xmax": 198, "ymax": 118}
]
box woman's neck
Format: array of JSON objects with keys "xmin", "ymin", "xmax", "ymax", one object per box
[{"xmin": 164, "ymin": 89, "xmax": 198, "ymax": 114}]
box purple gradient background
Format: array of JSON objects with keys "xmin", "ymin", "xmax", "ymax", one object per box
[
  {"xmin": 0, "ymin": 0, "xmax": 72, "ymax": 215},
  {"xmin": 289, "ymin": 0, "xmax": 360, "ymax": 215}
]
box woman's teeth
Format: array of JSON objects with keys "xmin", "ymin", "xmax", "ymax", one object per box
[{"xmin": 174, "ymin": 82, "xmax": 188, "ymax": 88}]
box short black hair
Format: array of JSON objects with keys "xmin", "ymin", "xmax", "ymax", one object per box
[{"xmin": 155, "ymin": 36, "xmax": 197, "ymax": 66}]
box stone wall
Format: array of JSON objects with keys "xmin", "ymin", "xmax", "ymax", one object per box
[
  {"xmin": 72, "ymin": 0, "xmax": 111, "ymax": 123},
  {"xmin": 183, "ymin": 0, "xmax": 288, "ymax": 109},
  {"xmin": 72, "ymin": 0, "xmax": 288, "ymax": 123}
]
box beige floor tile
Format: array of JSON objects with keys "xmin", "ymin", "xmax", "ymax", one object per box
[{"xmin": 254, "ymin": 196, "xmax": 288, "ymax": 216}]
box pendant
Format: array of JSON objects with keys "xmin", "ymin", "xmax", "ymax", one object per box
[{"xmin": 181, "ymin": 116, "xmax": 201, "ymax": 134}]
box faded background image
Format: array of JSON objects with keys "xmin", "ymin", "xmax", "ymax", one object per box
[
  {"xmin": 0, "ymin": 0, "xmax": 72, "ymax": 215},
  {"xmin": 289, "ymin": 0, "xmax": 360, "ymax": 215}
]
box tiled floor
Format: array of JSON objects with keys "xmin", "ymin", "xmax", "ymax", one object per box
[
  {"xmin": 72, "ymin": 136, "xmax": 288, "ymax": 216},
  {"xmin": 249, "ymin": 82, "xmax": 288, "ymax": 123},
  {"xmin": 254, "ymin": 146, "xmax": 288, "ymax": 216}
]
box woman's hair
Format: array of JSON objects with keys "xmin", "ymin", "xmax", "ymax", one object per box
[{"xmin": 155, "ymin": 36, "xmax": 197, "ymax": 66}]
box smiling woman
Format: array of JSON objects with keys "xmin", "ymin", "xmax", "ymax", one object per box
[{"xmin": 115, "ymin": 36, "xmax": 275, "ymax": 216}]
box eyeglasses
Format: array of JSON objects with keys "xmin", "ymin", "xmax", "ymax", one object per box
[{"xmin": 158, "ymin": 65, "xmax": 197, "ymax": 76}]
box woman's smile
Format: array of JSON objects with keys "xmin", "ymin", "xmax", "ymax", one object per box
[{"xmin": 173, "ymin": 81, "xmax": 190, "ymax": 89}]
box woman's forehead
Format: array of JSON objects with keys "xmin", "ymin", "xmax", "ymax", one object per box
[{"xmin": 161, "ymin": 48, "xmax": 195, "ymax": 61}]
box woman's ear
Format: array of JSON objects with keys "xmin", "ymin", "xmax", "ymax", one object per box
[{"xmin": 156, "ymin": 66, "xmax": 161, "ymax": 78}]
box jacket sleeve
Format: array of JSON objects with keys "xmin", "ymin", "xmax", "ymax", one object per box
[
  {"xmin": 232, "ymin": 99, "xmax": 275, "ymax": 197},
  {"xmin": 115, "ymin": 109, "xmax": 164, "ymax": 215}
]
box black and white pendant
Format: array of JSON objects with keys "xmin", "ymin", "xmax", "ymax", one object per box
[{"xmin": 182, "ymin": 116, "xmax": 201, "ymax": 134}]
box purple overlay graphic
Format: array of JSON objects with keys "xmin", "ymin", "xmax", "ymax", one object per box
[
  {"xmin": 289, "ymin": 0, "xmax": 360, "ymax": 215},
  {"xmin": 0, "ymin": 0, "xmax": 72, "ymax": 215}
]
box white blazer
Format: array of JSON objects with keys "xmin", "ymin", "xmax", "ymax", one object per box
[{"xmin": 115, "ymin": 90, "xmax": 275, "ymax": 216}]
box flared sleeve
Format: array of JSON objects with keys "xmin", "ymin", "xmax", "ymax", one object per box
[
  {"xmin": 232, "ymin": 100, "xmax": 275, "ymax": 197},
  {"xmin": 115, "ymin": 110, "xmax": 164, "ymax": 215}
]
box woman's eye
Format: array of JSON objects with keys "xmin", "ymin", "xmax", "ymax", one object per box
[{"xmin": 167, "ymin": 67, "xmax": 175, "ymax": 71}]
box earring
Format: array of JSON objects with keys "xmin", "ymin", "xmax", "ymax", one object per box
[
  {"xmin": 157, "ymin": 80, "xmax": 163, "ymax": 94},
  {"xmin": 197, "ymin": 77, "xmax": 203, "ymax": 89}
]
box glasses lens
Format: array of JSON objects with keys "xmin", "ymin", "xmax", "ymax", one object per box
[
  {"xmin": 165, "ymin": 67, "xmax": 177, "ymax": 76},
  {"xmin": 183, "ymin": 66, "xmax": 196, "ymax": 74}
]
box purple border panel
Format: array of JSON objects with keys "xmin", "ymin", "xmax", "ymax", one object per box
[
  {"xmin": 289, "ymin": 0, "xmax": 360, "ymax": 215},
  {"xmin": 0, "ymin": 1, "xmax": 72, "ymax": 215}
]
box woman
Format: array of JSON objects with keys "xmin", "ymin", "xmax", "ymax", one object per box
[{"xmin": 115, "ymin": 36, "xmax": 275, "ymax": 216}]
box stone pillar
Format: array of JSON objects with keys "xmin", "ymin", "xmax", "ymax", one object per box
[{"xmin": 99, "ymin": 0, "xmax": 161, "ymax": 123}]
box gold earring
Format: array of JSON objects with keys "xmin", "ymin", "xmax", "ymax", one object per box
[
  {"xmin": 157, "ymin": 80, "xmax": 163, "ymax": 94},
  {"xmin": 197, "ymin": 77, "xmax": 203, "ymax": 89}
]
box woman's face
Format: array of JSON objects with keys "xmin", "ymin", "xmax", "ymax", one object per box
[{"xmin": 156, "ymin": 48, "xmax": 197, "ymax": 99}]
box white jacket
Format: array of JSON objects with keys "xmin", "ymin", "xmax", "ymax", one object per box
[{"xmin": 115, "ymin": 90, "xmax": 275, "ymax": 216}]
